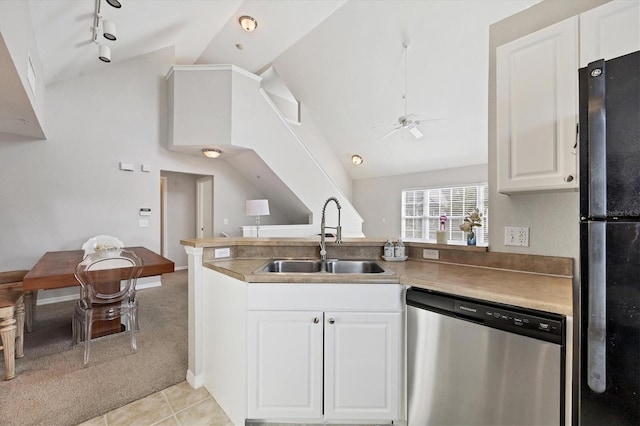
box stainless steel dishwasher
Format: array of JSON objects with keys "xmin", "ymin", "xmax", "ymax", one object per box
[{"xmin": 407, "ymin": 288, "xmax": 565, "ymax": 426}]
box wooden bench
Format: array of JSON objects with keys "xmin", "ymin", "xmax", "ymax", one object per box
[{"xmin": 0, "ymin": 288, "xmax": 25, "ymax": 380}]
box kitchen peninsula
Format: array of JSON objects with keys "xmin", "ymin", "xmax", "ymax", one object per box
[{"xmin": 181, "ymin": 237, "xmax": 573, "ymax": 425}]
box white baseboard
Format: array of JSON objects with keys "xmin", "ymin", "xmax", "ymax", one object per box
[
  {"xmin": 37, "ymin": 276, "xmax": 162, "ymax": 306},
  {"xmin": 38, "ymin": 293, "xmax": 79, "ymax": 306},
  {"xmin": 186, "ymin": 370, "xmax": 204, "ymax": 389},
  {"xmin": 175, "ymin": 265, "xmax": 187, "ymax": 271}
]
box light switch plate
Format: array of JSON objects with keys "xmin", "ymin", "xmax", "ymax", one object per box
[
  {"xmin": 139, "ymin": 219, "xmax": 149, "ymax": 228},
  {"xmin": 215, "ymin": 247, "xmax": 231, "ymax": 258}
]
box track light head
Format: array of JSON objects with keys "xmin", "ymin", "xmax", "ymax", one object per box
[
  {"xmin": 102, "ymin": 19, "xmax": 117, "ymax": 41},
  {"xmin": 98, "ymin": 45, "xmax": 111, "ymax": 63},
  {"xmin": 106, "ymin": 0, "xmax": 122, "ymax": 8}
]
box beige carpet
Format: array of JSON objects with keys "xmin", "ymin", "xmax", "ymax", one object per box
[{"xmin": 0, "ymin": 270, "xmax": 188, "ymax": 426}]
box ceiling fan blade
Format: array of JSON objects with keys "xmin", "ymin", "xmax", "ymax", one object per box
[
  {"xmin": 409, "ymin": 126, "xmax": 424, "ymax": 139},
  {"xmin": 379, "ymin": 126, "xmax": 402, "ymax": 140}
]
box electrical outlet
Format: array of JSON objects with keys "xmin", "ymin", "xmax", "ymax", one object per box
[
  {"xmin": 214, "ymin": 247, "xmax": 231, "ymax": 258},
  {"xmin": 504, "ymin": 227, "xmax": 529, "ymax": 247},
  {"xmin": 423, "ymin": 249, "xmax": 439, "ymax": 260}
]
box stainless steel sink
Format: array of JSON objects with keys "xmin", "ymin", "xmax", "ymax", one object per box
[
  {"xmin": 325, "ymin": 260, "xmax": 385, "ymax": 274},
  {"xmin": 256, "ymin": 259, "xmax": 389, "ymax": 274},
  {"xmin": 260, "ymin": 259, "xmax": 323, "ymax": 273}
]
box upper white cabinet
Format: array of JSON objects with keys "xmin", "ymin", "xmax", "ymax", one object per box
[
  {"xmin": 496, "ymin": 17, "xmax": 579, "ymax": 194},
  {"xmin": 496, "ymin": 1, "xmax": 640, "ymax": 194},
  {"xmin": 580, "ymin": 0, "xmax": 640, "ymax": 66}
]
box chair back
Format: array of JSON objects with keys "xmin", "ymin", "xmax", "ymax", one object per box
[
  {"xmin": 74, "ymin": 248, "xmax": 143, "ymax": 306},
  {"xmin": 81, "ymin": 235, "xmax": 124, "ymax": 256}
]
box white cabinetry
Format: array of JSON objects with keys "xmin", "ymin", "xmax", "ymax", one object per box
[
  {"xmin": 324, "ymin": 312, "xmax": 400, "ymax": 420},
  {"xmin": 247, "ymin": 311, "xmax": 324, "ymax": 419},
  {"xmin": 496, "ymin": 1, "xmax": 640, "ymax": 194},
  {"xmin": 246, "ymin": 283, "xmax": 403, "ymax": 423},
  {"xmin": 496, "ymin": 17, "xmax": 579, "ymax": 193},
  {"xmin": 580, "ymin": 0, "xmax": 640, "ymax": 66}
]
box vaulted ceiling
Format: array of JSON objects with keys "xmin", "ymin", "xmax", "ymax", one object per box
[{"xmin": 26, "ymin": 0, "xmax": 539, "ymax": 180}]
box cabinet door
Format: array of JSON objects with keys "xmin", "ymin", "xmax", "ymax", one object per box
[
  {"xmin": 580, "ymin": 0, "xmax": 640, "ymax": 67},
  {"xmin": 496, "ymin": 17, "xmax": 579, "ymax": 193},
  {"xmin": 247, "ymin": 311, "xmax": 323, "ymax": 420},
  {"xmin": 324, "ymin": 312, "xmax": 401, "ymax": 421}
]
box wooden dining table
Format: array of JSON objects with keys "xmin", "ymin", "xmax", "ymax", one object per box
[{"xmin": 23, "ymin": 246, "xmax": 174, "ymax": 337}]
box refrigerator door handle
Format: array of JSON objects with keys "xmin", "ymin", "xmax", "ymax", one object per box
[
  {"xmin": 587, "ymin": 59, "xmax": 606, "ymax": 218},
  {"xmin": 587, "ymin": 221, "xmax": 607, "ymax": 393}
]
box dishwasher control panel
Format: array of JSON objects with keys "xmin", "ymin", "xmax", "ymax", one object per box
[
  {"xmin": 454, "ymin": 300, "xmax": 563, "ymax": 338},
  {"xmin": 406, "ymin": 287, "xmax": 564, "ymax": 345}
]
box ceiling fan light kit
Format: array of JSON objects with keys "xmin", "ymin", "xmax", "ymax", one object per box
[{"xmin": 376, "ymin": 41, "xmax": 437, "ymax": 141}]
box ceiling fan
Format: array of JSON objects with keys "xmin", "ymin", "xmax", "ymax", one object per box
[{"xmin": 378, "ymin": 41, "xmax": 437, "ymax": 141}]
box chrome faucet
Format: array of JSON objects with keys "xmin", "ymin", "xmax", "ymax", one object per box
[{"xmin": 320, "ymin": 197, "xmax": 342, "ymax": 261}]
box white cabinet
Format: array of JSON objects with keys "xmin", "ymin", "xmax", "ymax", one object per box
[
  {"xmin": 246, "ymin": 283, "xmax": 403, "ymax": 423},
  {"xmin": 496, "ymin": 17, "xmax": 579, "ymax": 194},
  {"xmin": 247, "ymin": 311, "xmax": 324, "ymax": 419},
  {"xmin": 496, "ymin": 2, "xmax": 640, "ymax": 194},
  {"xmin": 580, "ymin": 0, "xmax": 640, "ymax": 66},
  {"xmin": 324, "ymin": 312, "xmax": 400, "ymax": 420}
]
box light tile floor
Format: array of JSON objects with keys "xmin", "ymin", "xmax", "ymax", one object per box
[{"xmin": 78, "ymin": 381, "xmax": 233, "ymax": 426}]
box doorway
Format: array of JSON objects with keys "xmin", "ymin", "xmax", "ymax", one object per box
[{"xmin": 196, "ymin": 176, "xmax": 214, "ymax": 238}]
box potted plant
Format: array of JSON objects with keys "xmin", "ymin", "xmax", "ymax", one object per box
[{"xmin": 459, "ymin": 208, "xmax": 482, "ymax": 245}]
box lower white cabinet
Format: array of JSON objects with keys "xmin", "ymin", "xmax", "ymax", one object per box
[
  {"xmin": 324, "ymin": 311, "xmax": 401, "ymax": 421},
  {"xmin": 247, "ymin": 310, "xmax": 324, "ymax": 419},
  {"xmin": 248, "ymin": 310, "xmax": 401, "ymax": 422}
]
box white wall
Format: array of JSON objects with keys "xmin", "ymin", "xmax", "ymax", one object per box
[
  {"xmin": 353, "ymin": 164, "xmax": 487, "ymax": 238},
  {"xmin": 0, "ymin": 47, "xmax": 288, "ymax": 301},
  {"xmin": 488, "ymin": 0, "xmax": 608, "ymax": 257}
]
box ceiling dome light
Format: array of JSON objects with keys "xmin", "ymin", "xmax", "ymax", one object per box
[
  {"xmin": 351, "ymin": 154, "xmax": 363, "ymax": 165},
  {"xmin": 103, "ymin": 20, "xmax": 117, "ymax": 41},
  {"xmin": 106, "ymin": 0, "xmax": 122, "ymax": 8},
  {"xmin": 98, "ymin": 45, "xmax": 111, "ymax": 63},
  {"xmin": 239, "ymin": 15, "xmax": 257, "ymax": 32},
  {"xmin": 202, "ymin": 148, "xmax": 222, "ymax": 158}
]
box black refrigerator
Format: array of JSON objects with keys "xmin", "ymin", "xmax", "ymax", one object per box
[{"xmin": 578, "ymin": 50, "xmax": 640, "ymax": 425}]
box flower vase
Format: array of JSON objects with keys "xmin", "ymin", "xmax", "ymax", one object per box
[{"xmin": 467, "ymin": 230, "xmax": 476, "ymax": 246}]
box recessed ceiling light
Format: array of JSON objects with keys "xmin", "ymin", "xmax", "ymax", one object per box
[
  {"xmin": 239, "ymin": 15, "xmax": 257, "ymax": 32},
  {"xmin": 106, "ymin": 0, "xmax": 122, "ymax": 8},
  {"xmin": 351, "ymin": 154, "xmax": 363, "ymax": 165},
  {"xmin": 202, "ymin": 148, "xmax": 222, "ymax": 158}
]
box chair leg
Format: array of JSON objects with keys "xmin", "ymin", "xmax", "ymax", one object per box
[
  {"xmin": 83, "ymin": 310, "xmax": 92, "ymax": 366},
  {"xmin": 0, "ymin": 319, "xmax": 17, "ymax": 380},
  {"xmin": 14, "ymin": 301, "xmax": 24, "ymax": 358},
  {"xmin": 129, "ymin": 307, "xmax": 137, "ymax": 352}
]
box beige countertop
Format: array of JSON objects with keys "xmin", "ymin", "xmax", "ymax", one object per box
[{"xmin": 203, "ymin": 258, "xmax": 573, "ymax": 316}]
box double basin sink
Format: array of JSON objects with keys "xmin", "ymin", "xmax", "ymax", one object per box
[{"xmin": 257, "ymin": 259, "xmax": 391, "ymax": 275}]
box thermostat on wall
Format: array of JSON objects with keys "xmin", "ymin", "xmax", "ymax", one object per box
[{"xmin": 140, "ymin": 208, "xmax": 151, "ymax": 216}]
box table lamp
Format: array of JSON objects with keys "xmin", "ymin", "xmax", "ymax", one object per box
[{"xmin": 246, "ymin": 199, "xmax": 270, "ymax": 237}]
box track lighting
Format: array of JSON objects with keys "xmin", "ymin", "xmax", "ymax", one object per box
[
  {"xmin": 106, "ymin": 0, "xmax": 121, "ymax": 8},
  {"xmin": 98, "ymin": 45, "xmax": 111, "ymax": 63},
  {"xmin": 102, "ymin": 19, "xmax": 117, "ymax": 41},
  {"xmin": 239, "ymin": 15, "xmax": 257, "ymax": 32},
  {"xmin": 202, "ymin": 148, "xmax": 222, "ymax": 158}
]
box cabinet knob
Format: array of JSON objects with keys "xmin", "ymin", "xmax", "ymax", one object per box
[
  {"xmin": 564, "ymin": 175, "xmax": 574, "ymax": 183},
  {"xmin": 312, "ymin": 317, "xmax": 319, "ymax": 324},
  {"xmin": 328, "ymin": 318, "xmax": 335, "ymax": 324}
]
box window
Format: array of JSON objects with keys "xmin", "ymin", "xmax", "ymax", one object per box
[{"xmin": 401, "ymin": 183, "xmax": 489, "ymax": 245}]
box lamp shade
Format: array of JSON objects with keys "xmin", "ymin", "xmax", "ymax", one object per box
[{"xmin": 246, "ymin": 199, "xmax": 270, "ymax": 216}]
